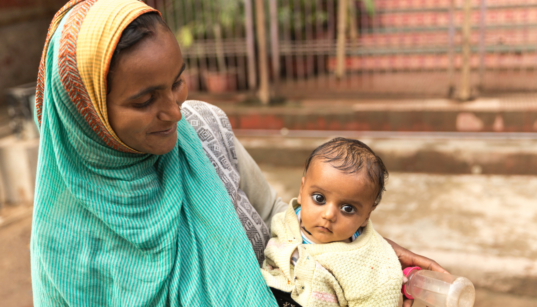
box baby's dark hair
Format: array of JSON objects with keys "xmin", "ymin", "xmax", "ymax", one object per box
[{"xmin": 304, "ymin": 137, "xmax": 389, "ymax": 206}]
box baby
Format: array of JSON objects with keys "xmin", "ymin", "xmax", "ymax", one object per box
[{"xmin": 262, "ymin": 137, "xmax": 403, "ymax": 307}]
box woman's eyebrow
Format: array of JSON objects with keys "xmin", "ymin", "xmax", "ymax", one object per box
[
  {"xmin": 127, "ymin": 63, "xmax": 186, "ymax": 100},
  {"xmin": 176, "ymin": 63, "xmax": 186, "ymax": 80}
]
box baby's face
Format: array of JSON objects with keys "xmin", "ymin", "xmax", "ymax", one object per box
[{"xmin": 297, "ymin": 159, "xmax": 378, "ymax": 244}]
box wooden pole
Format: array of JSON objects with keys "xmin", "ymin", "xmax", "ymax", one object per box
[
  {"xmin": 459, "ymin": 0, "xmax": 472, "ymax": 101},
  {"xmin": 244, "ymin": 0, "xmax": 257, "ymax": 90},
  {"xmin": 269, "ymin": 0, "xmax": 280, "ymax": 85},
  {"xmin": 447, "ymin": 0, "xmax": 455, "ymax": 97},
  {"xmin": 335, "ymin": 0, "xmax": 347, "ymax": 79},
  {"xmin": 348, "ymin": 0, "xmax": 357, "ymax": 40},
  {"xmin": 478, "ymin": 0, "xmax": 487, "ymax": 90},
  {"xmin": 214, "ymin": 24, "xmax": 227, "ymax": 73},
  {"xmin": 255, "ymin": 0, "xmax": 270, "ymax": 104}
]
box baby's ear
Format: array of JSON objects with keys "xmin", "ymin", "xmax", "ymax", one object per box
[
  {"xmin": 297, "ymin": 177, "xmax": 305, "ymax": 204},
  {"xmin": 360, "ymin": 207, "xmax": 374, "ymax": 227}
]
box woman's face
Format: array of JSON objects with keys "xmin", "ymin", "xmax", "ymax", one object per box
[{"xmin": 107, "ymin": 24, "xmax": 187, "ymax": 155}]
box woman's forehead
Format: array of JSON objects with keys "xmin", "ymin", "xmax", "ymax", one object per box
[{"xmin": 108, "ymin": 26, "xmax": 183, "ymax": 100}]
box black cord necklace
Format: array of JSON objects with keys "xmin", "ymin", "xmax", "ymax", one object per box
[{"xmin": 301, "ymin": 226, "xmax": 313, "ymax": 236}]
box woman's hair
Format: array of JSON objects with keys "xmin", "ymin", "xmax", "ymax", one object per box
[
  {"xmin": 304, "ymin": 137, "xmax": 389, "ymax": 206},
  {"xmin": 107, "ymin": 13, "xmax": 168, "ymax": 92}
]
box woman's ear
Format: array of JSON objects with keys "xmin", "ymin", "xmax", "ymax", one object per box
[{"xmin": 297, "ymin": 176, "xmax": 305, "ymax": 204}]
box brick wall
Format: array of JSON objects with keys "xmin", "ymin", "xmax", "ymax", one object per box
[
  {"xmin": 0, "ymin": 0, "xmax": 66, "ymax": 10},
  {"xmin": 0, "ymin": 0, "xmax": 65, "ymax": 106}
]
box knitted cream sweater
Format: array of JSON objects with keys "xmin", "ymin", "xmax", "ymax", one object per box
[{"xmin": 261, "ymin": 199, "xmax": 403, "ymax": 307}]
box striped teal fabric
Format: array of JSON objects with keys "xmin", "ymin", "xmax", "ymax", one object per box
[{"xmin": 30, "ymin": 12, "xmax": 277, "ymax": 306}]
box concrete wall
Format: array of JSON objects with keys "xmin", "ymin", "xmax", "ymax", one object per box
[{"xmin": 0, "ymin": 0, "xmax": 65, "ymax": 106}]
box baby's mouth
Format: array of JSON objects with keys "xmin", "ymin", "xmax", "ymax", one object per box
[{"xmin": 315, "ymin": 226, "xmax": 333, "ymax": 233}]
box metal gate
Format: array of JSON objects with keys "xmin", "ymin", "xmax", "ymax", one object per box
[{"xmin": 149, "ymin": 0, "xmax": 537, "ymax": 100}]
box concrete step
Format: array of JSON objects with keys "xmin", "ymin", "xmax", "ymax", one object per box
[
  {"xmin": 237, "ymin": 133, "xmax": 537, "ymax": 175},
  {"xmin": 270, "ymin": 72, "xmax": 537, "ymax": 96},
  {"xmin": 222, "ymin": 97, "xmax": 537, "ymax": 133}
]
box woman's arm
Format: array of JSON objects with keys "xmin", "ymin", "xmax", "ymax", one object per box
[
  {"xmin": 385, "ymin": 238, "xmax": 448, "ymax": 273},
  {"xmin": 234, "ymin": 137, "xmax": 288, "ymax": 228}
]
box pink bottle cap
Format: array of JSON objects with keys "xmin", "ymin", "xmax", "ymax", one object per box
[{"xmin": 402, "ymin": 266, "xmax": 422, "ymax": 300}]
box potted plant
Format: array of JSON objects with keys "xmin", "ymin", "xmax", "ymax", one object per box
[{"xmin": 175, "ymin": 0, "xmax": 242, "ymax": 93}]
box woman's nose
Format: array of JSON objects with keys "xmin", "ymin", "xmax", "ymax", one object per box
[{"xmin": 157, "ymin": 90, "xmax": 182, "ymax": 122}]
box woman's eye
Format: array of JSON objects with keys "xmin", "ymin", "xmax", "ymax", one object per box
[
  {"xmin": 172, "ymin": 79, "xmax": 184, "ymax": 90},
  {"xmin": 312, "ymin": 194, "xmax": 325, "ymax": 204},
  {"xmin": 341, "ymin": 205, "xmax": 356, "ymax": 214},
  {"xmin": 134, "ymin": 96, "xmax": 154, "ymax": 109}
]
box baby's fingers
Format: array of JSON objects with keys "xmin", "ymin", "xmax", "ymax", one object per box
[{"xmin": 402, "ymin": 298, "xmax": 414, "ymax": 307}]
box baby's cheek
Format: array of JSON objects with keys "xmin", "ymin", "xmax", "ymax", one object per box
[{"xmin": 301, "ymin": 213, "xmax": 313, "ymax": 228}]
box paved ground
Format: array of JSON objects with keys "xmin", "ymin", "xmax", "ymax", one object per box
[
  {"xmin": 0, "ymin": 204, "xmax": 33, "ymax": 307},
  {"xmin": 261, "ymin": 165, "xmax": 537, "ymax": 302}
]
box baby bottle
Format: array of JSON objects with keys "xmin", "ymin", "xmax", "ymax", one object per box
[{"xmin": 402, "ymin": 267, "xmax": 475, "ymax": 307}]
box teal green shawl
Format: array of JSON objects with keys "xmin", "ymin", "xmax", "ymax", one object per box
[{"xmin": 31, "ymin": 6, "xmax": 276, "ymax": 306}]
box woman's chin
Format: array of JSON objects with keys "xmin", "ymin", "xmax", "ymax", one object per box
[{"xmin": 144, "ymin": 132, "xmax": 178, "ymax": 155}]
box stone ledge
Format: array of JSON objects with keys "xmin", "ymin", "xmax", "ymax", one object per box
[{"xmin": 238, "ymin": 133, "xmax": 537, "ymax": 175}]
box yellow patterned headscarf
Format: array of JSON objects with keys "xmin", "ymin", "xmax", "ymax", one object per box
[{"xmin": 36, "ymin": 0, "xmax": 157, "ymax": 153}]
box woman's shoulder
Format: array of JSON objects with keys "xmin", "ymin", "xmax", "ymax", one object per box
[
  {"xmin": 181, "ymin": 99, "xmax": 239, "ymax": 186},
  {"xmin": 182, "ymin": 100, "xmax": 229, "ymax": 121},
  {"xmin": 181, "ymin": 100, "xmax": 233, "ymax": 138}
]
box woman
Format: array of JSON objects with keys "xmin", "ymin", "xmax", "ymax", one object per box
[{"xmin": 31, "ymin": 0, "xmax": 446, "ymax": 306}]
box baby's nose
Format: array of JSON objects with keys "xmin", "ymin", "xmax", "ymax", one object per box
[{"xmin": 322, "ymin": 205, "xmax": 337, "ymax": 221}]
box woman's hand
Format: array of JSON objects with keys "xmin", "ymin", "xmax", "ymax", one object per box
[{"xmin": 384, "ymin": 238, "xmax": 449, "ymax": 307}]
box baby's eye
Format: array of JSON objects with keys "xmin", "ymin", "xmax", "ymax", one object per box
[
  {"xmin": 312, "ymin": 194, "xmax": 325, "ymax": 204},
  {"xmin": 341, "ymin": 205, "xmax": 356, "ymax": 214}
]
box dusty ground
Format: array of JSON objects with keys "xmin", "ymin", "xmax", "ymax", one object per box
[
  {"xmin": 0, "ymin": 204, "xmax": 33, "ymax": 307},
  {"xmin": 1, "ymin": 170, "xmax": 537, "ymax": 306}
]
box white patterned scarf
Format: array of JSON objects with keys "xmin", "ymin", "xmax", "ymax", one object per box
[{"xmin": 182, "ymin": 100, "xmax": 271, "ymax": 265}]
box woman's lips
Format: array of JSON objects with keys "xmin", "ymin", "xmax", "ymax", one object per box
[{"xmin": 150, "ymin": 123, "xmax": 177, "ymax": 136}]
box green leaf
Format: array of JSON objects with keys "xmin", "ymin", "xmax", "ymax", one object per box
[
  {"xmin": 362, "ymin": 0, "xmax": 375, "ymax": 16},
  {"xmin": 176, "ymin": 27, "xmax": 194, "ymax": 48}
]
